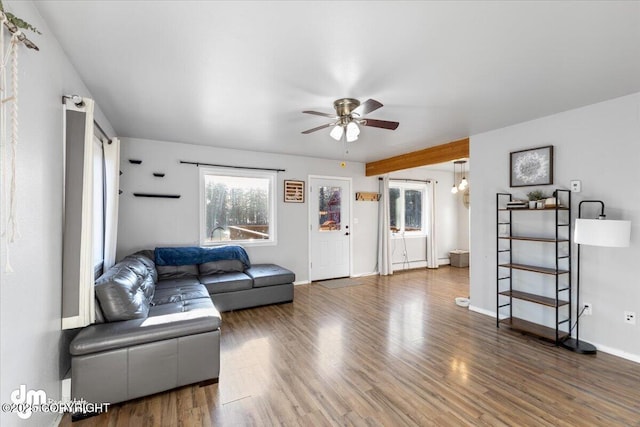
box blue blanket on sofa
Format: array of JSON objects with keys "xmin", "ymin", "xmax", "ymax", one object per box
[{"xmin": 154, "ymin": 246, "xmax": 251, "ymax": 268}]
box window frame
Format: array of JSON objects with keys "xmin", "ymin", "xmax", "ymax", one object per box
[
  {"xmin": 389, "ymin": 181, "xmax": 427, "ymax": 236},
  {"xmin": 199, "ymin": 167, "xmax": 277, "ymax": 247}
]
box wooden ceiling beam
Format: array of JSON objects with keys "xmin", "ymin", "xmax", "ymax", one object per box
[{"xmin": 365, "ymin": 137, "xmax": 469, "ymax": 176}]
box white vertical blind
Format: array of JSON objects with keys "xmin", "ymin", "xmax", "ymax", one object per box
[
  {"xmin": 62, "ymin": 97, "xmax": 95, "ymax": 329},
  {"xmin": 103, "ymin": 137, "xmax": 120, "ymax": 270}
]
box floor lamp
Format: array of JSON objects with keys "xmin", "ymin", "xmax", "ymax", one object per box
[{"xmin": 561, "ymin": 200, "xmax": 631, "ymax": 354}]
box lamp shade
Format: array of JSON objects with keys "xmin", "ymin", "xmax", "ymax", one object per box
[
  {"xmin": 330, "ymin": 125, "xmax": 344, "ymax": 141},
  {"xmin": 574, "ymin": 218, "xmax": 631, "ymax": 247},
  {"xmin": 345, "ymin": 122, "xmax": 360, "ymax": 142}
]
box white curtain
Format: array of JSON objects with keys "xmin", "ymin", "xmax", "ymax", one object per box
[
  {"xmin": 103, "ymin": 137, "xmax": 120, "ymax": 270},
  {"xmin": 377, "ymin": 176, "xmax": 393, "ymax": 275},
  {"xmin": 426, "ymin": 180, "xmax": 438, "ymax": 269}
]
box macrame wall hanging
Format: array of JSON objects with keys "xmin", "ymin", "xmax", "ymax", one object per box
[{"xmin": 0, "ymin": 7, "xmax": 39, "ymax": 272}]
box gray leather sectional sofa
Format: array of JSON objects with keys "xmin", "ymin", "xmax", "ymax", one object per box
[{"xmin": 69, "ymin": 247, "xmax": 294, "ymax": 406}]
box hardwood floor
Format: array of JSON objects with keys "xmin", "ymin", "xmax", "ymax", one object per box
[{"xmin": 63, "ymin": 267, "xmax": 640, "ymax": 426}]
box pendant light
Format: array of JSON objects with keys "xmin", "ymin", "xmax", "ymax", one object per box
[
  {"xmin": 458, "ymin": 160, "xmax": 468, "ymax": 190},
  {"xmin": 451, "ymin": 161, "xmax": 458, "ymax": 194}
]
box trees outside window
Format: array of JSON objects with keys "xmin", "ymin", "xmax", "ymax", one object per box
[
  {"xmin": 389, "ymin": 182, "xmax": 426, "ymax": 235},
  {"xmin": 201, "ymin": 168, "xmax": 276, "ymax": 245}
]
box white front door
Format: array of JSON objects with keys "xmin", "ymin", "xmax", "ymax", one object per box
[{"xmin": 309, "ymin": 177, "xmax": 351, "ymax": 281}]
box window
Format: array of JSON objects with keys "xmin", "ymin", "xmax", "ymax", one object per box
[
  {"xmin": 201, "ymin": 168, "xmax": 276, "ymax": 245},
  {"xmin": 389, "ymin": 182, "xmax": 426, "ymax": 234}
]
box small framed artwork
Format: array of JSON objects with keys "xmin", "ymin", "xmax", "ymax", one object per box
[
  {"xmin": 510, "ymin": 145, "xmax": 554, "ymax": 187},
  {"xmin": 284, "ymin": 180, "xmax": 305, "ymax": 203}
]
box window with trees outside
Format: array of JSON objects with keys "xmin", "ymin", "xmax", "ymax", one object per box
[
  {"xmin": 389, "ymin": 182, "xmax": 426, "ymax": 234},
  {"xmin": 201, "ymin": 168, "xmax": 276, "ymax": 245}
]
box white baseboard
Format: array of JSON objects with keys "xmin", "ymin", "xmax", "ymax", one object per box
[
  {"xmin": 588, "ymin": 342, "xmax": 640, "ymax": 364},
  {"xmin": 470, "ymin": 305, "xmax": 640, "ymax": 364},
  {"xmin": 392, "ymin": 260, "xmax": 427, "ymax": 271},
  {"xmin": 50, "ymin": 414, "xmax": 64, "ymax": 427},
  {"xmin": 468, "ymin": 305, "xmax": 496, "ymax": 317},
  {"xmin": 296, "ymin": 271, "xmax": 378, "ymax": 285}
]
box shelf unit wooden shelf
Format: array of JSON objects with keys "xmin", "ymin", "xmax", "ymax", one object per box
[
  {"xmin": 498, "ymin": 290, "xmax": 569, "ymax": 307},
  {"xmin": 498, "ymin": 236, "xmax": 569, "ymax": 243},
  {"xmin": 498, "ymin": 207, "xmax": 569, "ymax": 211},
  {"xmin": 499, "ymin": 317, "xmax": 569, "ymax": 342},
  {"xmin": 496, "ymin": 190, "xmax": 572, "ymax": 344},
  {"xmin": 498, "ymin": 263, "xmax": 569, "ymax": 275}
]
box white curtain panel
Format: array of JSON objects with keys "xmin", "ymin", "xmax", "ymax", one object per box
[
  {"xmin": 377, "ymin": 176, "xmax": 393, "ymax": 275},
  {"xmin": 426, "ymin": 180, "xmax": 438, "ymax": 269},
  {"xmin": 103, "ymin": 137, "xmax": 120, "ymax": 270}
]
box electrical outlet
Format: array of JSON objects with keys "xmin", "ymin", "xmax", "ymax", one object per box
[
  {"xmin": 624, "ymin": 311, "xmax": 636, "ymax": 325},
  {"xmin": 570, "ymin": 180, "xmax": 582, "ymax": 192},
  {"xmin": 583, "ymin": 303, "xmax": 592, "ymax": 316}
]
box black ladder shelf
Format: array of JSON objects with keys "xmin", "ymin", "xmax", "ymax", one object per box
[{"xmin": 496, "ymin": 189, "xmax": 572, "ymax": 344}]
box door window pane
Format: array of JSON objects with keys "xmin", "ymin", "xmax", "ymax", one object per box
[{"xmin": 318, "ymin": 186, "xmax": 341, "ymax": 231}]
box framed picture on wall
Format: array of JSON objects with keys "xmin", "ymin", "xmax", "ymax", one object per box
[
  {"xmin": 510, "ymin": 145, "xmax": 554, "ymax": 187},
  {"xmin": 284, "ymin": 180, "xmax": 305, "ymax": 203}
]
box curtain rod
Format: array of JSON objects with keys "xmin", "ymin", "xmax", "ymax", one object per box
[
  {"xmin": 389, "ymin": 178, "xmax": 434, "ymax": 183},
  {"xmin": 1, "ymin": 13, "xmax": 39, "ymax": 51},
  {"xmin": 180, "ymin": 160, "xmax": 285, "ymax": 173},
  {"xmin": 94, "ymin": 120, "xmax": 110, "ymax": 143}
]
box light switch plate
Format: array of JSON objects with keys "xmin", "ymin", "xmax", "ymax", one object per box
[{"xmin": 570, "ymin": 180, "xmax": 581, "ymax": 192}]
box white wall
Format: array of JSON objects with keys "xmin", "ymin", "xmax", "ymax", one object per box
[
  {"xmin": 470, "ymin": 93, "xmax": 640, "ymax": 361},
  {"xmin": 117, "ymin": 138, "xmax": 380, "ymax": 282},
  {"xmin": 456, "ymin": 170, "xmax": 470, "ymax": 251},
  {"xmin": 0, "ymin": 2, "xmax": 115, "ymax": 426}
]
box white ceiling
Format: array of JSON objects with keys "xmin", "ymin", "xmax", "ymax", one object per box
[{"xmin": 35, "ymin": 1, "xmax": 640, "ymax": 163}]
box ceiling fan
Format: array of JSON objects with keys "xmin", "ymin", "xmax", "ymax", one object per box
[{"xmin": 301, "ymin": 98, "xmax": 399, "ymax": 142}]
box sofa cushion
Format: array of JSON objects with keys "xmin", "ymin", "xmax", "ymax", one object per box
[
  {"xmin": 118, "ymin": 257, "xmax": 156, "ymax": 300},
  {"xmin": 155, "ymin": 278, "xmax": 202, "ymax": 289},
  {"xmin": 126, "ymin": 250, "xmax": 158, "ymax": 283},
  {"xmin": 156, "ymin": 264, "xmax": 199, "ymax": 280},
  {"xmin": 198, "ymin": 259, "xmax": 245, "ymax": 275},
  {"xmin": 199, "ymin": 272, "xmax": 253, "ymax": 294},
  {"xmin": 70, "ymin": 298, "xmax": 221, "ymax": 356},
  {"xmin": 152, "ymin": 284, "xmax": 210, "ymax": 305},
  {"xmin": 245, "ymin": 264, "xmax": 295, "ymax": 287},
  {"xmin": 95, "ymin": 262, "xmax": 150, "ymax": 322}
]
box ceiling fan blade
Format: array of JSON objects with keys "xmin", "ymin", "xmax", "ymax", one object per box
[
  {"xmin": 352, "ymin": 99, "xmax": 383, "ymax": 116},
  {"xmin": 361, "ymin": 118, "xmax": 399, "ymax": 130},
  {"xmin": 301, "ymin": 123, "xmax": 334, "ymax": 134},
  {"xmin": 302, "ymin": 110, "xmax": 338, "ymax": 119}
]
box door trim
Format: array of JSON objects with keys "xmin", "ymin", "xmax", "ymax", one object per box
[{"xmin": 308, "ymin": 175, "xmax": 353, "ymax": 282}]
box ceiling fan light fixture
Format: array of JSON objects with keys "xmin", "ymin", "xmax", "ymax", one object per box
[
  {"xmin": 330, "ymin": 125, "xmax": 344, "ymax": 141},
  {"xmin": 346, "ymin": 122, "xmax": 360, "ymax": 142},
  {"xmin": 301, "ymin": 98, "xmax": 398, "ymax": 141}
]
